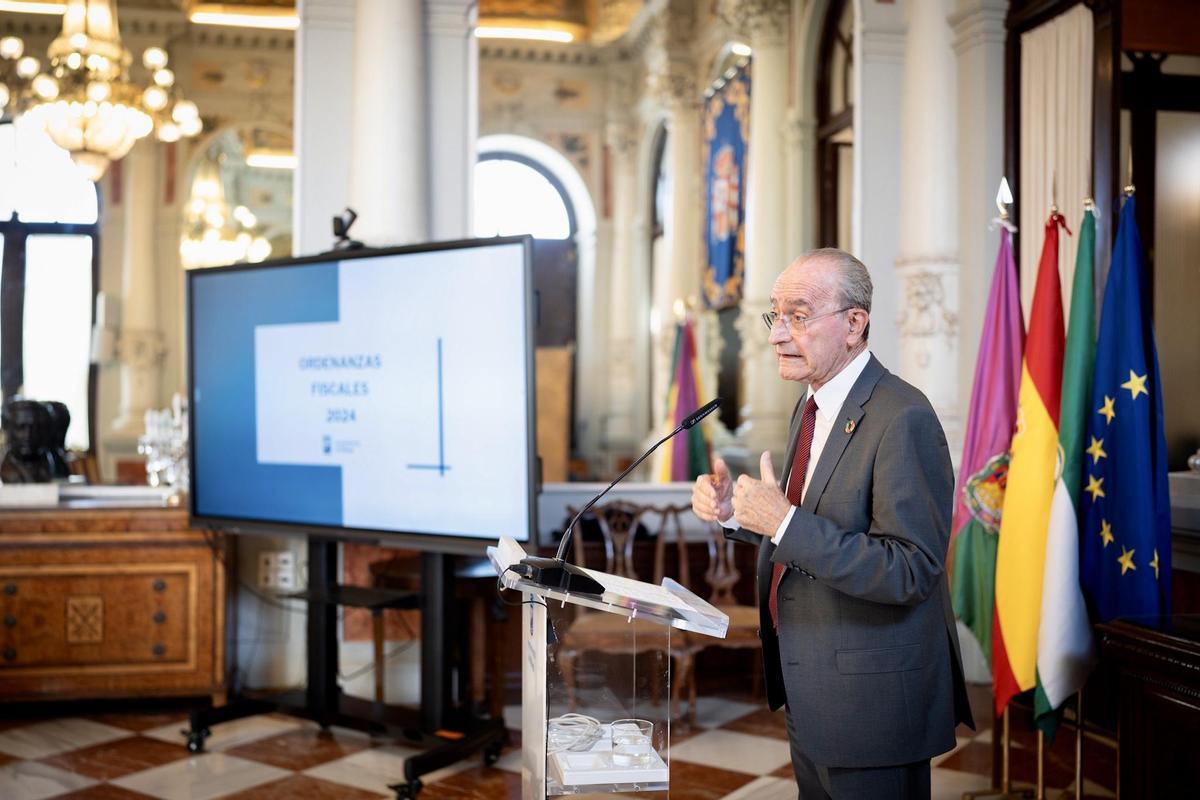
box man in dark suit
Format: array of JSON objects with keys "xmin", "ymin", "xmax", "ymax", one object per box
[{"xmin": 692, "ymin": 249, "xmax": 973, "ymax": 798}]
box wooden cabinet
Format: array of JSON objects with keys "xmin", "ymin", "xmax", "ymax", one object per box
[
  {"xmin": 1097, "ymin": 615, "xmax": 1200, "ymax": 798},
  {"xmin": 0, "ymin": 507, "xmax": 227, "ymax": 703}
]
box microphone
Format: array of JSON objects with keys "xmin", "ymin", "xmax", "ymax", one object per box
[
  {"xmin": 680, "ymin": 398, "xmax": 721, "ymax": 430},
  {"xmin": 514, "ymin": 398, "xmax": 723, "ymax": 595}
]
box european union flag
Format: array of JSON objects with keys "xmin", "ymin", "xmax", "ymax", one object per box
[{"xmin": 1080, "ymin": 196, "xmax": 1172, "ymax": 621}]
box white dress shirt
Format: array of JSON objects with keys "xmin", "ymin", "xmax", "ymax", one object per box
[{"xmin": 722, "ymin": 348, "xmax": 872, "ymax": 543}]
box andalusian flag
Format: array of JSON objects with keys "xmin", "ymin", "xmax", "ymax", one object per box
[
  {"xmin": 1034, "ymin": 207, "xmax": 1097, "ymax": 737},
  {"xmin": 1081, "ymin": 196, "xmax": 1172, "ymax": 621},
  {"xmin": 950, "ymin": 227, "xmax": 1024, "ymax": 666},
  {"xmin": 992, "ymin": 211, "xmax": 1068, "ymax": 716},
  {"xmin": 659, "ymin": 319, "xmax": 711, "ymax": 481}
]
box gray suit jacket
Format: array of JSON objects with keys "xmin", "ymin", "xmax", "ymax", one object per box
[{"xmin": 726, "ymin": 355, "xmax": 974, "ymax": 768}]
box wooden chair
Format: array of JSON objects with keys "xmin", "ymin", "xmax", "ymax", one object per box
[
  {"xmin": 660, "ymin": 504, "xmax": 763, "ymax": 715},
  {"xmin": 556, "ymin": 500, "xmax": 699, "ymax": 722}
]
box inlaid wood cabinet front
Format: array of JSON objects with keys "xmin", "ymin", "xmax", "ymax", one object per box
[{"xmin": 0, "ymin": 507, "xmax": 227, "ymax": 703}]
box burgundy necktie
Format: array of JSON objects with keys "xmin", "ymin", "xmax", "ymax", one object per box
[{"xmin": 769, "ymin": 395, "xmax": 818, "ymax": 632}]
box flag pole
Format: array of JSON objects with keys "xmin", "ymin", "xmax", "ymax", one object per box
[
  {"xmin": 1036, "ymin": 729, "xmax": 1045, "ymax": 799},
  {"xmin": 1002, "ymin": 706, "xmax": 1011, "ymax": 792},
  {"xmin": 1074, "ymin": 689, "xmax": 1085, "ymax": 799}
]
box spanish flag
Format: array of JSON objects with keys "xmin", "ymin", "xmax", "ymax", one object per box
[{"xmin": 992, "ymin": 211, "xmax": 1069, "ymax": 716}]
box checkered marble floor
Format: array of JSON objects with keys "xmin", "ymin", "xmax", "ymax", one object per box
[{"xmin": 0, "ymin": 685, "xmax": 1116, "ymax": 799}]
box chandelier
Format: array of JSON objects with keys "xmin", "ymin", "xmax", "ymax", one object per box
[
  {"xmin": 0, "ymin": 0, "xmax": 203, "ymax": 181},
  {"xmin": 179, "ymin": 157, "xmax": 271, "ymax": 269}
]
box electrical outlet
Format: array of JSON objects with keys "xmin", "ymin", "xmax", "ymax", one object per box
[{"xmin": 258, "ymin": 550, "xmax": 297, "ymax": 590}]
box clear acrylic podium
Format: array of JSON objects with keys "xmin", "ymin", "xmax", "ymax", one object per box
[{"xmin": 489, "ymin": 537, "xmax": 729, "ymax": 798}]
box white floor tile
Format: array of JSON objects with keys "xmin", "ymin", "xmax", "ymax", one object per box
[
  {"xmin": 931, "ymin": 767, "xmax": 993, "ymax": 800},
  {"xmin": 0, "ymin": 760, "xmax": 97, "ymax": 800},
  {"xmin": 0, "ymin": 719, "xmax": 131, "ymax": 759},
  {"xmin": 112, "ymin": 753, "xmax": 289, "ymax": 800},
  {"xmin": 669, "ymin": 729, "xmax": 792, "ymax": 776},
  {"xmin": 494, "ymin": 748, "xmax": 523, "ymax": 773},
  {"xmin": 142, "ymin": 714, "xmax": 302, "ymax": 751},
  {"xmin": 719, "ymin": 775, "xmax": 797, "ymax": 800},
  {"xmin": 690, "ymin": 697, "xmax": 759, "ymax": 729},
  {"xmin": 303, "ymin": 744, "xmax": 422, "ymax": 795}
]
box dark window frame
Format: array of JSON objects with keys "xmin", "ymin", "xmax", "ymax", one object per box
[
  {"xmin": 816, "ymin": 0, "xmax": 854, "ymax": 249},
  {"xmin": 0, "ymin": 127, "xmax": 101, "ymax": 453}
]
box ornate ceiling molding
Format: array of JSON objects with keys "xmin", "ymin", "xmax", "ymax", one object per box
[{"xmin": 479, "ymin": 41, "xmax": 600, "ymax": 65}]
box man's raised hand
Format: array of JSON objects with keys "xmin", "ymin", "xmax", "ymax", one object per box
[
  {"xmin": 731, "ymin": 451, "xmax": 792, "ymax": 537},
  {"xmin": 691, "ymin": 457, "xmax": 734, "ymax": 523}
]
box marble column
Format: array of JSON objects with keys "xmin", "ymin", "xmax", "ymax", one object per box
[
  {"xmin": 784, "ymin": 109, "xmax": 817, "ymax": 259},
  {"xmin": 109, "ymin": 141, "xmax": 163, "ymax": 437},
  {"xmin": 853, "ymin": 1, "xmax": 906, "ymax": 372},
  {"xmin": 604, "ymin": 118, "xmax": 641, "ymax": 456},
  {"xmin": 425, "ymin": 0, "xmax": 477, "ymax": 240},
  {"xmin": 951, "ymin": 0, "xmax": 1007, "ymax": 458},
  {"xmin": 896, "ymin": 0, "xmax": 961, "ymax": 447},
  {"xmin": 294, "ymin": 0, "xmax": 354, "ymax": 256},
  {"xmin": 350, "ymin": 0, "xmax": 427, "ymax": 245},
  {"xmin": 729, "ymin": 0, "xmax": 797, "ymax": 463}
]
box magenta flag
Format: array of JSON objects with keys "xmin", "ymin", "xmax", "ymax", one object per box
[{"xmin": 949, "ymin": 227, "xmax": 1025, "ymax": 663}]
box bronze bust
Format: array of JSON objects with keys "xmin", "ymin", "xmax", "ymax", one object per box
[
  {"xmin": 1, "ymin": 399, "xmax": 56, "ymax": 483},
  {"xmin": 42, "ymin": 400, "xmax": 72, "ymax": 479}
]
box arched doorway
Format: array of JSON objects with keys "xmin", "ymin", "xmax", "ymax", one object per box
[
  {"xmin": 475, "ymin": 134, "xmax": 598, "ymax": 477},
  {"xmin": 474, "ymin": 152, "xmax": 577, "ymax": 348}
]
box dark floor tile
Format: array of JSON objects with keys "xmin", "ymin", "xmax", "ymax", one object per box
[
  {"xmin": 90, "ymin": 712, "xmax": 189, "ymax": 733},
  {"xmin": 420, "ymin": 765, "xmax": 522, "ymax": 799},
  {"xmin": 0, "ymin": 752, "xmax": 15, "ymax": 768},
  {"xmin": 648, "ymin": 760, "xmax": 755, "ymax": 799},
  {"xmin": 936, "ymin": 741, "xmax": 993, "ymax": 776},
  {"xmin": 720, "ymin": 707, "xmax": 789, "ymax": 741},
  {"xmin": 964, "ymin": 682, "xmax": 995, "ymax": 733},
  {"xmin": 46, "ymin": 785, "xmax": 158, "ymax": 800},
  {"xmin": 772, "ymin": 762, "xmax": 796, "ymax": 779},
  {"xmin": 39, "ymin": 736, "xmax": 188, "ymax": 781},
  {"xmin": 224, "ymin": 728, "xmax": 371, "ymax": 771},
  {"xmin": 220, "ymin": 773, "xmax": 389, "ymax": 799}
]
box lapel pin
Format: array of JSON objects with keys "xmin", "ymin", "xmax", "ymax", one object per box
[{"xmin": 844, "ymin": 419, "xmax": 856, "ymax": 434}]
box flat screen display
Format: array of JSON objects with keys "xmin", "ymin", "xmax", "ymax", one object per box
[{"xmin": 186, "ymin": 237, "xmax": 536, "ymax": 551}]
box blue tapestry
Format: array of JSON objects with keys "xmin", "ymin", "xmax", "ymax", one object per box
[{"xmin": 702, "ymin": 61, "xmax": 751, "ymax": 309}]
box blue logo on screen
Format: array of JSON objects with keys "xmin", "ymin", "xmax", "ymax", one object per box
[{"xmin": 322, "ymin": 435, "xmax": 332, "ymax": 454}]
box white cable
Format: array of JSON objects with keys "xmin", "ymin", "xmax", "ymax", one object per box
[{"xmin": 546, "ymin": 713, "xmax": 602, "ymax": 754}]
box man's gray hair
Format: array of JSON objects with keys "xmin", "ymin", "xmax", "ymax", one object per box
[{"xmin": 802, "ymin": 247, "xmax": 872, "ymax": 341}]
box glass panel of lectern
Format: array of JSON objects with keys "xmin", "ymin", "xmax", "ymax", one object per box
[{"xmin": 489, "ymin": 536, "xmax": 729, "ymax": 798}]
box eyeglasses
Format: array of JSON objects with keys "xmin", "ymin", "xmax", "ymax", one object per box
[{"xmin": 761, "ymin": 307, "xmax": 852, "ymax": 333}]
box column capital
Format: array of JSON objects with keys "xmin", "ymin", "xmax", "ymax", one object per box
[
  {"xmin": 605, "ymin": 120, "xmax": 639, "ymax": 158},
  {"xmin": 784, "ymin": 110, "xmax": 817, "ymax": 149},
  {"xmin": 720, "ymin": 0, "xmax": 791, "ymax": 47},
  {"xmin": 647, "ymin": 62, "xmax": 702, "ymax": 111},
  {"xmin": 948, "ymin": 0, "xmax": 1007, "ymax": 55},
  {"xmin": 115, "ymin": 329, "xmax": 167, "ymax": 370},
  {"xmin": 644, "ymin": 6, "xmax": 701, "ymax": 110},
  {"xmin": 300, "ymin": 0, "xmax": 355, "ymax": 30},
  {"xmin": 424, "ymin": 0, "xmax": 477, "ymax": 36},
  {"xmin": 893, "ymin": 259, "xmax": 960, "ymax": 357}
]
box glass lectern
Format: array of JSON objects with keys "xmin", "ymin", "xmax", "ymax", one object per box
[{"xmin": 489, "ymin": 537, "xmax": 729, "ymax": 798}]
